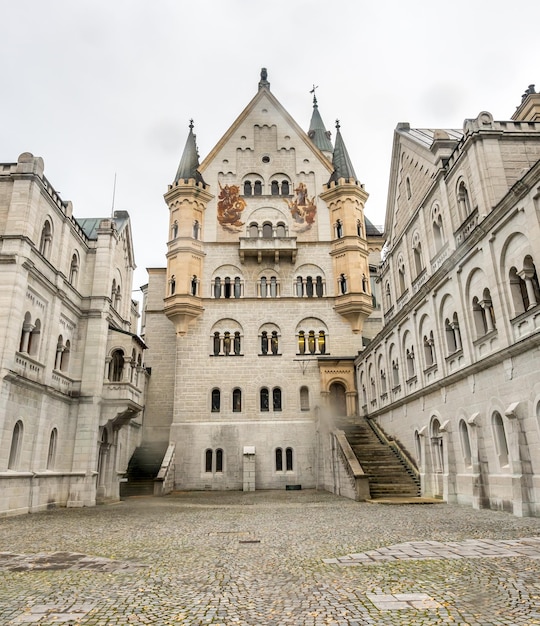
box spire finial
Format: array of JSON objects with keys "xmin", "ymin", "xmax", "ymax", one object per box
[
  {"xmin": 189, "ymin": 119, "xmax": 194, "ymax": 131},
  {"xmin": 335, "ymin": 119, "xmax": 340, "ymax": 130},
  {"xmin": 310, "ymin": 84, "xmax": 319, "ymax": 107}
]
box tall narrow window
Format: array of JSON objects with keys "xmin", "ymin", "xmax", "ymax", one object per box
[
  {"xmin": 318, "ymin": 331, "xmax": 326, "ymax": 355},
  {"xmin": 47, "ymin": 428, "xmax": 58, "ymax": 470},
  {"xmin": 316, "ymin": 276, "xmax": 323, "ymax": 297},
  {"xmin": 270, "ymin": 276, "xmax": 277, "ymax": 298},
  {"xmin": 60, "ymin": 340, "xmax": 70, "ymax": 372},
  {"xmin": 457, "ymin": 181, "xmax": 472, "ymax": 216},
  {"xmin": 234, "ymin": 277, "xmax": 242, "ymax": 298},
  {"xmin": 271, "ymin": 331, "xmax": 279, "ymax": 354},
  {"xmin": 306, "ymin": 276, "xmax": 314, "ymax": 297},
  {"xmin": 271, "ymin": 180, "xmax": 279, "ymax": 195},
  {"xmin": 109, "ymin": 350, "xmax": 124, "ymax": 382},
  {"xmin": 224, "ymin": 277, "xmax": 232, "ymax": 299},
  {"xmin": 273, "ymin": 387, "xmax": 282, "ymax": 411},
  {"xmin": 285, "ymin": 447, "xmax": 293, "ymax": 471},
  {"xmin": 275, "ymin": 448, "xmax": 283, "ymax": 471},
  {"xmin": 214, "ymin": 277, "xmax": 221, "ymax": 299},
  {"xmin": 296, "ymin": 276, "xmax": 304, "ymax": 297},
  {"xmin": 308, "ymin": 330, "xmax": 316, "ymax": 354},
  {"xmin": 339, "ymin": 273, "xmax": 347, "ymax": 294},
  {"xmin": 211, "ymin": 388, "xmax": 221, "ymax": 412},
  {"xmin": 244, "ymin": 181, "xmax": 252, "ymax": 196},
  {"xmin": 193, "ymin": 220, "xmax": 200, "ymax": 239},
  {"xmin": 261, "ymin": 331, "xmax": 268, "ymax": 355},
  {"xmin": 260, "ymin": 387, "xmax": 269, "ymax": 411},
  {"xmin": 262, "ymin": 223, "xmax": 272, "ymax": 238},
  {"xmin": 223, "ymin": 332, "xmax": 231, "ymax": 356},
  {"xmin": 232, "ymin": 388, "xmax": 242, "ymax": 412},
  {"xmin": 281, "ymin": 180, "xmax": 289, "ymax": 195},
  {"xmin": 356, "ymin": 219, "xmax": 363, "ymax": 237},
  {"xmin": 69, "ymin": 253, "xmax": 79, "ymax": 287},
  {"xmin": 300, "ymin": 386, "xmax": 309, "ymax": 411},
  {"xmin": 249, "ymin": 223, "xmax": 258, "ymax": 238},
  {"xmin": 234, "ymin": 332, "xmax": 241, "ymax": 355},
  {"xmin": 298, "ymin": 331, "xmax": 306, "ymax": 354},
  {"xmin": 191, "ymin": 275, "xmax": 198, "ymax": 296},
  {"xmin": 8, "ymin": 421, "xmax": 23, "ymax": 470},
  {"xmin": 459, "ymin": 420, "xmax": 472, "ymax": 468},
  {"xmin": 215, "ymin": 449, "xmax": 223, "ymax": 473},
  {"xmin": 28, "ymin": 319, "xmax": 41, "ymax": 357},
  {"xmin": 39, "ymin": 220, "xmax": 52, "ymax": 258},
  {"xmin": 205, "ymin": 449, "xmax": 213, "ymax": 473},
  {"xmin": 170, "ymin": 275, "xmax": 176, "ymax": 295},
  {"xmin": 213, "ymin": 332, "xmax": 221, "ymax": 356},
  {"xmin": 260, "ymin": 276, "xmax": 267, "ymax": 298},
  {"xmin": 276, "ymin": 223, "xmax": 286, "ymax": 237},
  {"xmin": 171, "ymin": 221, "xmax": 178, "ymax": 239},
  {"xmin": 254, "ymin": 180, "xmax": 262, "ymax": 196},
  {"xmin": 492, "ymin": 412, "xmax": 509, "ymax": 467},
  {"xmin": 335, "ymin": 219, "xmax": 343, "ymax": 238}
]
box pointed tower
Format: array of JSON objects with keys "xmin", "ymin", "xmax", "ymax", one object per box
[
  {"xmin": 163, "ymin": 121, "xmax": 213, "ymax": 335},
  {"xmin": 320, "ymin": 120, "xmax": 372, "ymax": 334},
  {"xmin": 307, "ymin": 92, "xmax": 333, "ymax": 159}
]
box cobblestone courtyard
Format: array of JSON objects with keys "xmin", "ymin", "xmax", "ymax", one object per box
[{"xmin": 2, "ymin": 490, "xmax": 540, "ymax": 625}]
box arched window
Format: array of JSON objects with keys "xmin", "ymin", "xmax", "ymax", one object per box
[
  {"xmin": 385, "ymin": 281, "xmax": 392, "ymax": 308},
  {"xmin": 298, "ymin": 330, "xmax": 306, "ymax": 354},
  {"xmin": 472, "ymin": 296, "xmax": 488, "ymax": 336},
  {"xmin": 261, "ymin": 331, "xmax": 269, "ymax": 355},
  {"xmin": 191, "ymin": 275, "xmax": 198, "ymax": 296},
  {"xmin": 316, "ymin": 276, "xmax": 324, "ymax": 297},
  {"xmin": 69, "ymin": 253, "xmax": 79, "ymax": 287},
  {"xmin": 285, "ymin": 447, "xmax": 293, "ymax": 471},
  {"xmin": 234, "ymin": 332, "xmax": 241, "ymax": 355},
  {"xmin": 223, "ymin": 332, "xmax": 231, "ymax": 355},
  {"xmin": 260, "ymin": 276, "xmax": 267, "ymax": 298},
  {"xmin": 214, "ymin": 277, "xmax": 221, "ymax": 299},
  {"xmin": 215, "ymin": 448, "xmax": 223, "ymax": 473},
  {"xmin": 445, "ymin": 313, "xmax": 462, "ymax": 354},
  {"xmin": 211, "ymin": 388, "xmax": 221, "ymax": 412},
  {"xmin": 262, "ymin": 222, "xmax": 273, "ymax": 238},
  {"xmin": 308, "ymin": 330, "xmax": 316, "ymax": 354},
  {"xmin": 509, "ymin": 267, "xmax": 528, "ymax": 314},
  {"xmin": 423, "ymin": 332, "xmax": 435, "ymax": 367},
  {"xmin": 275, "ymin": 448, "xmax": 283, "ymax": 471},
  {"xmin": 356, "ymin": 219, "xmax": 363, "ymax": 237},
  {"xmin": 47, "ymin": 428, "xmax": 58, "ymax": 470},
  {"xmin": 170, "ymin": 275, "xmax": 176, "ymax": 295},
  {"xmin": 271, "ymin": 180, "xmax": 279, "ymax": 195},
  {"xmin": 224, "ymin": 277, "xmax": 232, "ymax": 299},
  {"xmin": 213, "ymin": 332, "xmax": 221, "ymax": 356},
  {"xmin": 335, "ymin": 219, "xmax": 343, "ymax": 238},
  {"xmin": 392, "ymin": 359, "xmax": 399, "ymax": 387},
  {"xmin": 273, "ymin": 387, "xmax": 282, "ymax": 411},
  {"xmin": 205, "ymin": 449, "xmax": 213, "ymax": 473},
  {"xmin": 459, "ymin": 420, "xmax": 472, "ymax": 468},
  {"xmin": 271, "ymin": 331, "xmax": 279, "ymax": 354},
  {"xmin": 318, "ymin": 331, "xmax": 326, "ymax": 355},
  {"xmin": 296, "ymin": 276, "xmax": 304, "ymax": 297},
  {"xmin": 492, "ymin": 412, "xmax": 509, "ymax": 467},
  {"xmin": 8, "ymin": 420, "xmax": 23, "ymax": 469},
  {"xmin": 380, "ymin": 370, "xmax": 387, "ymax": 394},
  {"xmin": 431, "ymin": 418, "xmax": 443, "ymax": 472},
  {"xmin": 413, "ymin": 240, "xmax": 423, "ymax": 276},
  {"xmin": 414, "ymin": 430, "xmax": 422, "ymax": 466},
  {"xmin": 300, "ymin": 386, "xmax": 309, "ymax": 411},
  {"xmin": 171, "ymin": 221, "xmax": 178, "ymax": 239},
  {"xmin": 232, "ymin": 388, "xmax": 242, "ymax": 412},
  {"xmin": 244, "ymin": 180, "xmax": 252, "ymax": 196},
  {"xmin": 276, "ymin": 223, "xmax": 286, "ymax": 237},
  {"xmin": 281, "ymin": 180, "xmax": 290, "ymax": 195},
  {"xmin": 457, "ymin": 181, "xmax": 472, "ymax": 216},
  {"xmin": 39, "ymin": 220, "xmax": 52, "ymax": 258},
  {"xmin": 254, "ymin": 180, "xmax": 262, "ymax": 196},
  {"xmin": 398, "ymin": 258, "xmax": 406, "ymax": 294},
  {"xmin": 260, "ymin": 387, "xmax": 269, "ymax": 411},
  {"xmin": 432, "ymin": 204, "xmax": 444, "ymax": 251},
  {"xmin": 306, "ymin": 276, "xmax": 314, "ymax": 297},
  {"xmin": 249, "ymin": 223, "xmax": 258, "ymax": 238},
  {"xmin": 60, "ymin": 339, "xmax": 70, "ymax": 372},
  {"xmin": 193, "ymin": 220, "xmax": 200, "ymax": 239},
  {"xmin": 234, "ymin": 277, "xmax": 242, "ymax": 298},
  {"xmin": 109, "ymin": 349, "xmax": 124, "ymax": 382},
  {"xmin": 406, "ymin": 347, "xmax": 415, "ymax": 378},
  {"xmin": 269, "ymin": 276, "xmax": 277, "ymax": 298}
]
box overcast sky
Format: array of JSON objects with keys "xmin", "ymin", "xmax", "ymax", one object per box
[{"xmin": 2, "ymin": 0, "xmax": 539, "ymax": 292}]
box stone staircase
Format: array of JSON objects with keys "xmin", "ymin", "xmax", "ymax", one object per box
[
  {"xmin": 338, "ymin": 418, "xmax": 420, "ymax": 499},
  {"xmin": 121, "ymin": 442, "xmax": 169, "ymax": 497}
]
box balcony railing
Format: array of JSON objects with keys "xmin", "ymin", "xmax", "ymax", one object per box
[
  {"xmin": 454, "ymin": 208, "xmax": 479, "ymax": 247},
  {"xmin": 239, "ymin": 236, "xmax": 297, "ymax": 263}
]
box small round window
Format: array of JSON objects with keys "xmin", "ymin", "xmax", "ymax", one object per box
[{"xmin": 262, "ymin": 155, "xmax": 270, "ymax": 164}]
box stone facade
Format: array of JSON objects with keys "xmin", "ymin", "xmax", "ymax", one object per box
[
  {"xmin": 0, "ymin": 153, "xmax": 147, "ymax": 516},
  {"xmin": 142, "ymin": 72, "xmax": 383, "ymax": 492},
  {"xmin": 356, "ymin": 91, "xmax": 540, "ymax": 516}
]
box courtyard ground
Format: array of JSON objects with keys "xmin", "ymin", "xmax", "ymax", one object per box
[{"xmin": 2, "ymin": 489, "xmax": 540, "ymax": 625}]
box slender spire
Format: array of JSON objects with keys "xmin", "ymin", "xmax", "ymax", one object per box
[
  {"xmin": 329, "ymin": 120, "xmax": 358, "ymax": 183},
  {"xmin": 174, "ymin": 120, "xmax": 206, "ymax": 185},
  {"xmin": 307, "ymin": 87, "xmax": 333, "ymax": 155}
]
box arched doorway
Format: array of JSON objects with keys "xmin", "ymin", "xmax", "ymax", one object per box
[{"xmin": 329, "ymin": 382, "xmax": 347, "ymax": 417}]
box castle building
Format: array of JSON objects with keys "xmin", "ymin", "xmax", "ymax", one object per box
[
  {"xmin": 355, "ymin": 87, "xmax": 540, "ymax": 516},
  {"xmin": 141, "ymin": 70, "xmax": 383, "ymax": 492},
  {"xmin": 0, "ymin": 153, "xmax": 147, "ymax": 516}
]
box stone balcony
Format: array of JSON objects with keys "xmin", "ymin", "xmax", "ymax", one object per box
[{"xmin": 239, "ymin": 236, "xmax": 297, "ymax": 264}]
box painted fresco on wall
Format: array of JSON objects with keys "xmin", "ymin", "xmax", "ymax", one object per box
[
  {"xmin": 217, "ymin": 183, "xmax": 246, "ymax": 232},
  {"xmin": 285, "ymin": 182, "xmax": 317, "ymax": 232}
]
